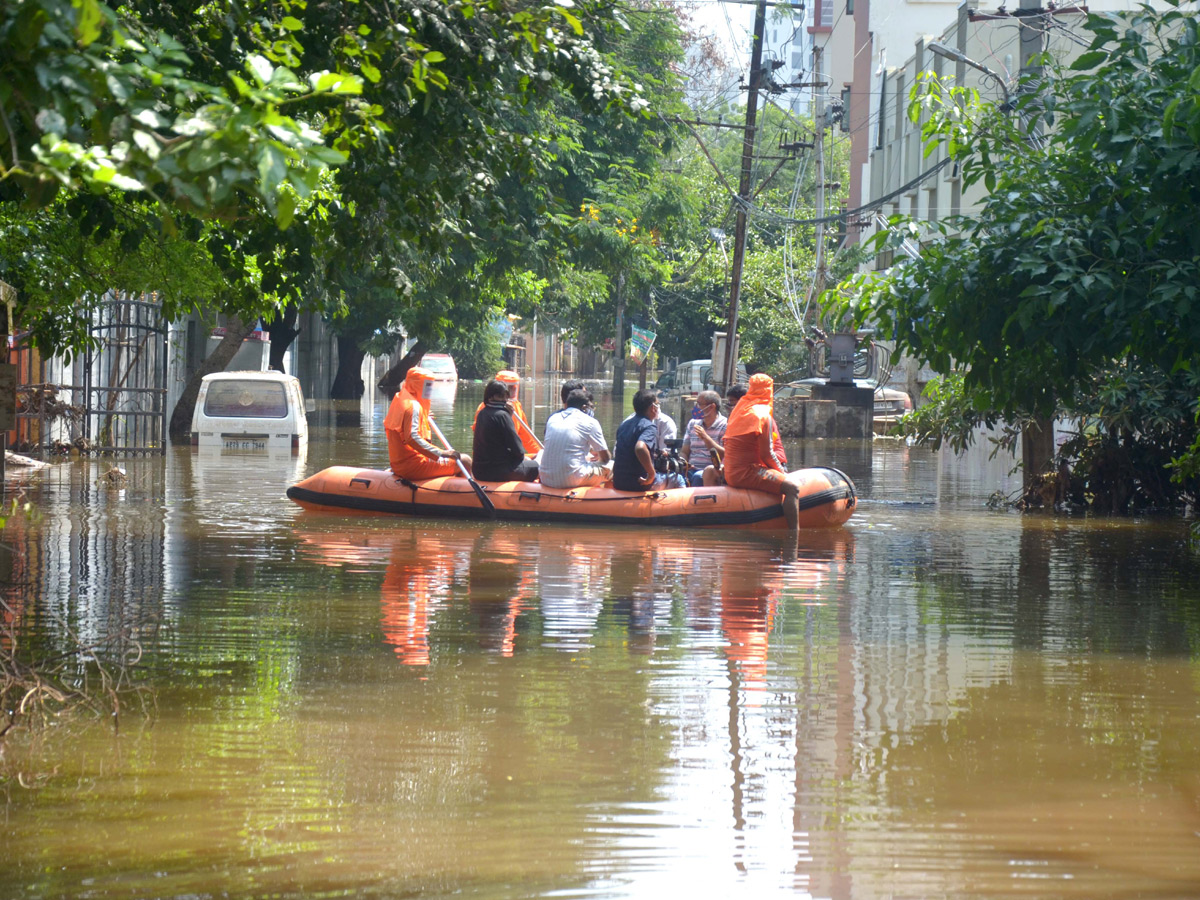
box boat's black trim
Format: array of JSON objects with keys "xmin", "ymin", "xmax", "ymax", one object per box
[{"xmin": 285, "ymin": 482, "xmax": 854, "ymax": 528}]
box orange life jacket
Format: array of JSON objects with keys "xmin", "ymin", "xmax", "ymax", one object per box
[
  {"xmin": 473, "ymin": 396, "xmax": 540, "ymax": 455},
  {"xmin": 384, "ymin": 367, "xmax": 438, "ymax": 475}
]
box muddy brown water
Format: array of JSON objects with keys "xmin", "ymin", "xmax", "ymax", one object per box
[{"xmin": 2, "ymin": 382, "xmax": 1198, "ymax": 899}]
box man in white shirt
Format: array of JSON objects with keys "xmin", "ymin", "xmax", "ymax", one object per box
[{"xmin": 539, "ymin": 389, "xmax": 612, "ymax": 488}]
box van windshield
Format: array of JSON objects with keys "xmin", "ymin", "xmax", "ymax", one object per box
[{"xmin": 204, "ymin": 380, "xmax": 289, "ymax": 418}]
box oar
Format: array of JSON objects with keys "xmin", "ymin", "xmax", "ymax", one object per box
[
  {"xmin": 515, "ymin": 415, "xmax": 543, "ymax": 452},
  {"xmin": 428, "ymin": 416, "xmax": 495, "ymax": 517}
]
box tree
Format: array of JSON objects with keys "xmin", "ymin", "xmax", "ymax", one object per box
[
  {"xmin": 2, "ymin": 0, "xmax": 655, "ymax": 406},
  {"xmin": 0, "ymin": 0, "xmax": 359, "ymax": 219},
  {"xmin": 244, "ymin": 0, "xmax": 672, "ymax": 398},
  {"xmin": 838, "ymin": 2, "xmax": 1200, "ymax": 510}
]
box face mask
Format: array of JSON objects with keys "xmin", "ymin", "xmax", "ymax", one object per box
[{"xmin": 691, "ymin": 405, "xmax": 703, "ymax": 420}]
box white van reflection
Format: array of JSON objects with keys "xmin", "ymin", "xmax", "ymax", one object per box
[{"xmin": 190, "ymin": 371, "xmax": 309, "ymax": 453}]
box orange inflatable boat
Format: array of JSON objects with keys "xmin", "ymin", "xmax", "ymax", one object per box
[{"xmin": 287, "ymin": 465, "xmax": 856, "ymax": 529}]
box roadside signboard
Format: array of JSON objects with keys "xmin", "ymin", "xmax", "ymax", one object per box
[{"xmin": 628, "ymin": 325, "xmax": 656, "ymax": 365}]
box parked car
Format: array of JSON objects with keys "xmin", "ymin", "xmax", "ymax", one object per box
[
  {"xmin": 655, "ymin": 359, "xmax": 748, "ymax": 398},
  {"xmin": 775, "ymin": 377, "xmax": 913, "ymax": 430},
  {"xmin": 419, "ymin": 353, "xmax": 458, "ymax": 382},
  {"xmin": 190, "ymin": 371, "xmax": 309, "ymax": 452}
]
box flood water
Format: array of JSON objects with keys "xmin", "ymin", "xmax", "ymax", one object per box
[{"xmin": 2, "ymin": 380, "xmax": 1198, "ymax": 899}]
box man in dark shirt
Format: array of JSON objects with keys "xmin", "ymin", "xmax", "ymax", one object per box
[
  {"xmin": 472, "ymin": 380, "xmax": 539, "ymax": 483},
  {"xmin": 613, "ymin": 389, "xmax": 687, "ymax": 491}
]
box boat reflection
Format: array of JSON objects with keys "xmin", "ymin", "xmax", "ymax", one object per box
[{"xmin": 293, "ymin": 523, "xmax": 855, "ymax": 674}]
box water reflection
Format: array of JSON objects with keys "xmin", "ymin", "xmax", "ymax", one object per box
[
  {"xmin": 2, "ymin": 384, "xmax": 1200, "ymax": 899},
  {"xmin": 293, "ymin": 522, "xmax": 854, "ymax": 675}
]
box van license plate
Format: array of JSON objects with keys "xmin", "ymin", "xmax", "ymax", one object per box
[{"xmin": 224, "ymin": 439, "xmax": 266, "ymax": 450}]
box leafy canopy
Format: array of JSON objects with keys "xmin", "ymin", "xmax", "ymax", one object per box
[{"xmin": 840, "ymin": 1, "xmax": 1200, "ymax": 419}]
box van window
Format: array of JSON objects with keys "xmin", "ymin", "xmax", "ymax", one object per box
[
  {"xmin": 420, "ymin": 355, "xmax": 456, "ymax": 375},
  {"xmin": 204, "ymin": 380, "xmax": 290, "ymax": 418}
]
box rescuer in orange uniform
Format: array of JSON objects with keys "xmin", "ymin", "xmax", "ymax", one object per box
[
  {"xmin": 384, "ymin": 366, "xmax": 473, "ymax": 480},
  {"xmin": 721, "ymin": 373, "xmax": 800, "ymax": 529},
  {"xmin": 474, "ymin": 370, "xmax": 540, "ymax": 456}
]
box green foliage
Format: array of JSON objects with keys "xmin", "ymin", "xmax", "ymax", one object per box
[
  {"xmin": 0, "ymin": 0, "xmax": 358, "ymax": 221},
  {"xmin": 442, "ymin": 323, "xmax": 505, "ymax": 380},
  {"xmin": 843, "ymin": 3, "xmax": 1200, "ymax": 417},
  {"xmin": 897, "ymin": 372, "xmax": 1025, "ymax": 455},
  {"xmin": 1, "ymin": 0, "xmax": 668, "ymax": 380},
  {"xmin": 0, "ymin": 196, "xmax": 224, "ymax": 353},
  {"xmin": 836, "ymin": 2, "xmax": 1200, "ymax": 508},
  {"xmin": 651, "ymin": 98, "xmax": 852, "ymax": 378},
  {"xmin": 1054, "ymin": 362, "xmax": 1200, "ymax": 511}
]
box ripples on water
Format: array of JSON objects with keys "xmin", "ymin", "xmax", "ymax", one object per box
[{"xmin": 1, "ymin": 386, "xmax": 1199, "ymax": 899}]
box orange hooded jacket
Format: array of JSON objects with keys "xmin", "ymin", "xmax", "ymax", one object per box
[
  {"xmin": 384, "ymin": 367, "xmax": 447, "ymax": 477},
  {"xmin": 723, "ymin": 373, "xmax": 786, "ymax": 477}
]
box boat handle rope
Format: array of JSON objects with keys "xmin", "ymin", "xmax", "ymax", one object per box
[
  {"xmin": 385, "ymin": 479, "xmax": 681, "ymax": 504},
  {"xmin": 822, "ymin": 466, "xmax": 857, "ymax": 503},
  {"xmin": 396, "ymin": 477, "xmax": 419, "ymax": 501}
]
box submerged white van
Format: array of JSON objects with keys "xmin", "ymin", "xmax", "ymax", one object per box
[{"xmin": 190, "ymin": 371, "xmax": 309, "ymax": 452}]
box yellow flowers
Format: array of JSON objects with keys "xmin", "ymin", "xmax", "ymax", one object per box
[{"xmin": 579, "ymin": 203, "xmax": 652, "ymax": 244}]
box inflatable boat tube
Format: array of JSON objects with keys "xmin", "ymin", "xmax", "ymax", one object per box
[{"xmin": 287, "ymin": 465, "xmax": 856, "ymax": 529}]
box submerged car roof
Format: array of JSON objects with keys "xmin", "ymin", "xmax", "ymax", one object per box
[{"xmin": 201, "ymin": 371, "xmax": 297, "ymax": 381}]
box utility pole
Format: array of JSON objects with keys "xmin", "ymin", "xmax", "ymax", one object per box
[
  {"xmin": 721, "ymin": 0, "xmax": 767, "ymax": 392},
  {"xmin": 1017, "ymin": 0, "xmax": 1056, "ymax": 494},
  {"xmin": 808, "ymin": 45, "xmax": 828, "ymax": 316},
  {"xmin": 612, "ymin": 272, "xmax": 626, "ymax": 397}
]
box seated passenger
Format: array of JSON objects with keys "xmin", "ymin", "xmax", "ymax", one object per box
[
  {"xmin": 474, "ymin": 370, "xmax": 540, "ymax": 455},
  {"xmin": 722, "ymin": 373, "xmax": 799, "ymax": 529},
  {"xmin": 384, "ymin": 366, "xmax": 472, "ymax": 480},
  {"xmin": 724, "ymin": 381, "xmax": 748, "ymax": 414},
  {"xmin": 613, "ymin": 389, "xmax": 687, "ymax": 492},
  {"xmin": 620, "ymin": 397, "xmax": 676, "ymax": 468},
  {"xmin": 681, "ymin": 390, "xmax": 728, "ymax": 487},
  {"xmin": 558, "ymin": 379, "xmax": 586, "ymax": 410},
  {"xmin": 543, "ymin": 378, "xmax": 586, "ymax": 441},
  {"xmin": 540, "ymin": 388, "xmax": 612, "ymax": 488},
  {"xmin": 472, "ymin": 379, "xmax": 539, "ymax": 483}
]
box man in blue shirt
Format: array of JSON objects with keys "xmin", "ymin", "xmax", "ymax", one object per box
[{"xmin": 613, "ymin": 389, "xmax": 687, "ymax": 491}]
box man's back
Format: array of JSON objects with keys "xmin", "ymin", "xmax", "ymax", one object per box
[{"xmin": 540, "ymin": 408, "xmax": 608, "ymax": 488}]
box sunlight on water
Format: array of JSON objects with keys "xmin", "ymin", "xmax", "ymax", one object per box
[{"xmin": 2, "ymin": 382, "xmax": 1199, "ymax": 899}]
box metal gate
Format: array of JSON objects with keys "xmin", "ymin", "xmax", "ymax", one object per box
[{"xmin": 13, "ymin": 292, "xmax": 168, "ymax": 456}]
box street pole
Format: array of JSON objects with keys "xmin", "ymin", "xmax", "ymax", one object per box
[
  {"xmin": 612, "ymin": 272, "xmax": 626, "ymax": 397},
  {"xmin": 809, "ymin": 45, "xmax": 827, "ymax": 314},
  {"xmin": 722, "ymin": 0, "xmax": 767, "ymax": 392}
]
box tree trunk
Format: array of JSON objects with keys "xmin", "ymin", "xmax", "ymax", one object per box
[
  {"xmin": 266, "ymin": 303, "xmax": 300, "ymax": 372},
  {"xmin": 168, "ymin": 316, "xmax": 255, "ymax": 443},
  {"xmin": 331, "ymin": 335, "xmax": 366, "ymax": 399},
  {"xmin": 1021, "ymin": 415, "xmax": 1056, "ymax": 494},
  {"xmin": 612, "ymin": 273, "xmax": 626, "ymax": 397},
  {"xmin": 377, "ymin": 339, "xmax": 427, "ymax": 399}
]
